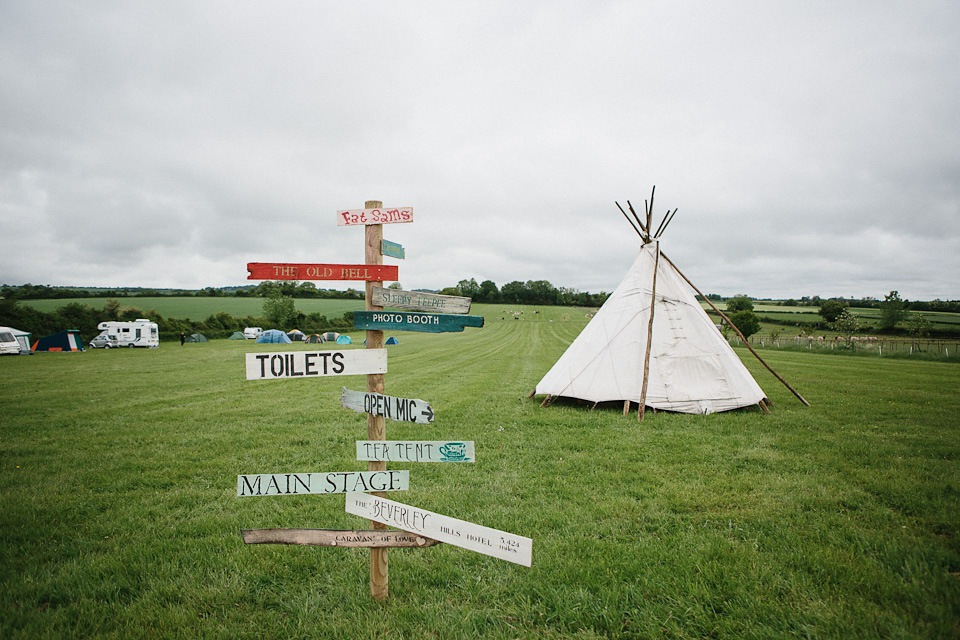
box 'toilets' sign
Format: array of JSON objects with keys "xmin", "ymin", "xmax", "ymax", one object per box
[{"xmin": 245, "ymin": 349, "xmax": 387, "ymax": 381}]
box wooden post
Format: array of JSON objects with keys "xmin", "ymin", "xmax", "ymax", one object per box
[
  {"xmin": 364, "ymin": 200, "xmax": 388, "ymax": 601},
  {"xmin": 638, "ymin": 242, "xmax": 660, "ymax": 421}
]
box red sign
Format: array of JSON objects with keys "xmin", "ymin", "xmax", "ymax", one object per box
[{"xmin": 247, "ymin": 263, "xmax": 399, "ymax": 281}]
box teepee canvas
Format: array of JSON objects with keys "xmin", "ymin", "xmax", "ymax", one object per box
[
  {"xmin": 534, "ymin": 241, "xmax": 766, "ymax": 414},
  {"xmin": 532, "ymin": 189, "xmax": 808, "ymax": 418}
]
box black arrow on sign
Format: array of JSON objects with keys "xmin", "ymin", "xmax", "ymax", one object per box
[{"xmin": 420, "ymin": 405, "xmax": 435, "ymax": 423}]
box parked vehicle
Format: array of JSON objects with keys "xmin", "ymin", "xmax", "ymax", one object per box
[
  {"xmin": 243, "ymin": 327, "xmax": 263, "ymax": 340},
  {"xmin": 94, "ymin": 319, "xmax": 159, "ymax": 348},
  {"xmin": 0, "ymin": 328, "xmax": 23, "ymax": 355},
  {"xmin": 89, "ymin": 334, "xmax": 119, "ymax": 349}
]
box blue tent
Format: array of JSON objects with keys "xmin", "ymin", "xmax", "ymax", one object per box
[
  {"xmin": 256, "ymin": 329, "xmax": 292, "ymax": 344},
  {"xmin": 386, "ymin": 336, "xmax": 398, "ymax": 345},
  {"xmin": 33, "ymin": 329, "xmax": 85, "ymax": 352},
  {"xmin": 336, "ymin": 335, "xmax": 352, "ymax": 344}
]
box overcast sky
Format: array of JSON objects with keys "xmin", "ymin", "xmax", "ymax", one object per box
[{"xmin": 1, "ymin": 1, "xmax": 958, "ymax": 300}]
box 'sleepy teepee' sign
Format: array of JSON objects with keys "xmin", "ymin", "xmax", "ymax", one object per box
[
  {"xmin": 345, "ymin": 493, "xmax": 532, "ymax": 566},
  {"xmin": 246, "ymin": 349, "xmax": 387, "ymax": 380},
  {"xmin": 371, "ymin": 286, "xmax": 471, "ymax": 314}
]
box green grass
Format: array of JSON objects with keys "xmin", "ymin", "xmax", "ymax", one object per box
[{"xmin": 1, "ymin": 303, "xmax": 958, "ymax": 639}]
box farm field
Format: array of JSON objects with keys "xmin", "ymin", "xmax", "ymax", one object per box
[{"xmin": 1, "ymin": 304, "xmax": 958, "ymax": 639}]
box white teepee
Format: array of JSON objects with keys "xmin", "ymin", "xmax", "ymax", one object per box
[{"xmin": 534, "ymin": 240, "xmax": 767, "ymax": 414}]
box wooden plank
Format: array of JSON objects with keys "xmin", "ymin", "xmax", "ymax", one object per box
[
  {"xmin": 241, "ymin": 528, "xmax": 441, "ymax": 548},
  {"xmin": 371, "ymin": 286, "xmax": 471, "ymax": 314},
  {"xmin": 346, "ymin": 493, "xmax": 532, "ymax": 567},
  {"xmin": 237, "ymin": 470, "xmax": 408, "ymax": 496},
  {"xmin": 353, "ymin": 311, "xmax": 484, "ymax": 333},
  {"xmin": 247, "ymin": 262, "xmax": 399, "ymax": 282},
  {"xmin": 245, "ymin": 349, "xmax": 387, "ymax": 381},
  {"xmin": 337, "ymin": 207, "xmax": 414, "ymax": 226},
  {"xmin": 340, "ymin": 387, "xmax": 435, "ymax": 424},
  {"xmin": 381, "ymin": 239, "xmax": 405, "ymax": 260},
  {"xmin": 356, "ymin": 441, "xmax": 475, "ymax": 463}
]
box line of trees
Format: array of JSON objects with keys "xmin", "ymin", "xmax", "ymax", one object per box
[
  {"xmin": 0, "ymin": 297, "xmax": 356, "ymax": 343},
  {"xmin": 441, "ymin": 279, "xmax": 610, "ymax": 307}
]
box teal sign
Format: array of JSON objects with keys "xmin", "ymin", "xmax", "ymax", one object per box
[
  {"xmin": 354, "ymin": 311, "xmax": 484, "ymax": 333},
  {"xmin": 381, "ymin": 239, "xmax": 405, "ymax": 259}
]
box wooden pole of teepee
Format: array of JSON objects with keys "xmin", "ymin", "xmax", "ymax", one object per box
[
  {"xmin": 660, "ymin": 252, "xmax": 811, "ymax": 407},
  {"xmin": 638, "ymin": 242, "xmax": 660, "ymax": 421}
]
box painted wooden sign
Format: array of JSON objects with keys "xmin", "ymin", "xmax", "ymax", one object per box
[
  {"xmin": 246, "ymin": 349, "xmax": 387, "ymax": 381},
  {"xmin": 340, "ymin": 387, "xmax": 434, "ymax": 424},
  {"xmin": 247, "ymin": 262, "xmax": 398, "ymax": 282},
  {"xmin": 337, "ymin": 207, "xmax": 414, "ymax": 226},
  {"xmin": 345, "ymin": 493, "xmax": 533, "ymax": 567},
  {"xmin": 241, "ymin": 528, "xmax": 441, "ymax": 548},
  {"xmin": 354, "ymin": 311, "xmax": 484, "ymax": 333},
  {"xmin": 381, "ymin": 239, "xmax": 405, "ymax": 260},
  {"xmin": 237, "ymin": 470, "xmax": 408, "ymax": 497},
  {"xmin": 372, "ymin": 286, "xmax": 472, "ymax": 314},
  {"xmin": 357, "ymin": 441, "xmax": 475, "ymax": 463}
]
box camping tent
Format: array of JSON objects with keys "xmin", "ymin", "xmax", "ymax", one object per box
[
  {"xmin": 185, "ymin": 333, "xmax": 208, "ymax": 343},
  {"xmin": 531, "ymin": 191, "xmax": 809, "ymax": 417},
  {"xmin": 0, "ymin": 326, "xmax": 32, "ymax": 355},
  {"xmin": 256, "ymin": 329, "xmax": 292, "ymax": 344},
  {"xmin": 322, "ymin": 331, "xmax": 340, "ymax": 342},
  {"xmin": 305, "ymin": 334, "xmax": 325, "ymax": 344},
  {"xmin": 336, "ymin": 335, "xmax": 352, "ymax": 344},
  {"xmin": 286, "ymin": 329, "xmax": 305, "ymax": 341},
  {"xmin": 386, "ymin": 336, "xmax": 398, "ymax": 345},
  {"xmin": 33, "ymin": 329, "xmax": 85, "ymax": 352},
  {"xmin": 228, "ymin": 331, "xmax": 246, "ymax": 340}
]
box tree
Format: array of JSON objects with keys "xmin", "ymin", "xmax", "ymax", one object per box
[
  {"xmin": 262, "ymin": 290, "xmax": 297, "ymax": 328},
  {"xmin": 831, "ymin": 308, "xmax": 861, "ymax": 335},
  {"xmin": 727, "ymin": 310, "xmax": 761, "ymax": 339},
  {"xmin": 726, "ymin": 295, "xmax": 754, "ymax": 313},
  {"xmin": 477, "ymin": 280, "xmax": 499, "ymax": 303},
  {"xmin": 818, "ymin": 299, "xmax": 847, "ymax": 323},
  {"xmin": 457, "ymin": 279, "xmax": 480, "ymax": 298},
  {"xmin": 879, "ymin": 290, "xmax": 908, "ymax": 330}
]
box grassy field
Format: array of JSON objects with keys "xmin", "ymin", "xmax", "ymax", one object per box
[{"xmin": 1, "ymin": 303, "xmax": 958, "ymax": 639}]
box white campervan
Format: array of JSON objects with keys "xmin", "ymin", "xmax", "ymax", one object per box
[
  {"xmin": 243, "ymin": 327, "xmax": 263, "ymax": 340},
  {"xmin": 95, "ymin": 319, "xmax": 159, "ymax": 348}
]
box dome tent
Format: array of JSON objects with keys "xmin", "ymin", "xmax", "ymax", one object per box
[{"xmin": 256, "ymin": 330, "xmax": 292, "ymax": 344}]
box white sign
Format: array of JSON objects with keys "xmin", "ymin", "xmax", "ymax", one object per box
[
  {"xmin": 345, "ymin": 493, "xmax": 532, "ymax": 566},
  {"xmin": 341, "ymin": 387, "xmax": 434, "ymax": 424},
  {"xmin": 356, "ymin": 441, "xmax": 475, "ymax": 463},
  {"xmin": 237, "ymin": 470, "xmax": 409, "ymax": 497},
  {"xmin": 245, "ymin": 349, "xmax": 387, "ymax": 381},
  {"xmin": 337, "ymin": 207, "xmax": 414, "ymax": 226}
]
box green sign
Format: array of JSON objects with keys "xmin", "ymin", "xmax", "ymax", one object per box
[
  {"xmin": 381, "ymin": 239, "xmax": 405, "ymax": 259},
  {"xmin": 354, "ymin": 311, "xmax": 484, "ymax": 333}
]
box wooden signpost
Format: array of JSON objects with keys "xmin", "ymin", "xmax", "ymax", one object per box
[
  {"xmin": 245, "ymin": 349, "xmax": 387, "ymax": 381},
  {"xmin": 356, "ymin": 441, "xmax": 475, "ymax": 463},
  {"xmin": 340, "ymin": 388, "xmax": 434, "ymax": 424},
  {"xmin": 354, "ymin": 311, "xmax": 484, "ymax": 333},
  {"xmin": 239, "ymin": 198, "xmax": 528, "ymax": 602},
  {"xmin": 371, "ymin": 286, "xmax": 472, "ymax": 314},
  {"xmin": 345, "ymin": 493, "xmax": 533, "ymax": 567},
  {"xmin": 381, "ymin": 239, "xmax": 405, "ymax": 260},
  {"xmin": 247, "ymin": 262, "xmax": 398, "ymax": 282}
]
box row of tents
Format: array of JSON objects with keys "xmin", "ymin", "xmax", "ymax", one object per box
[
  {"xmin": 228, "ymin": 329, "xmax": 398, "ymax": 345},
  {"xmin": 0, "ymin": 327, "xmax": 84, "ymax": 354}
]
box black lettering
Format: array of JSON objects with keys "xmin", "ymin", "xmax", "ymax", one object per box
[
  {"xmin": 255, "ymin": 354, "xmax": 269, "ymax": 378},
  {"xmin": 240, "ymin": 475, "xmax": 261, "ymax": 496},
  {"xmin": 292, "ymin": 474, "xmax": 311, "ymax": 493},
  {"xmin": 270, "ymin": 355, "xmax": 284, "ymax": 377},
  {"xmin": 304, "ymin": 353, "xmax": 317, "ymax": 375},
  {"xmin": 265, "ymin": 476, "xmax": 282, "ymax": 495},
  {"xmin": 332, "ymin": 352, "xmax": 345, "ymax": 374}
]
